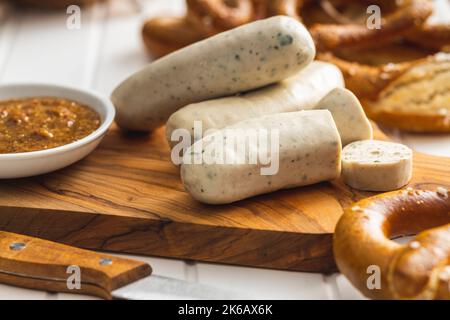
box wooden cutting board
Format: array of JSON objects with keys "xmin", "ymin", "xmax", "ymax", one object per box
[{"xmin": 0, "ymin": 124, "xmax": 449, "ymax": 273}]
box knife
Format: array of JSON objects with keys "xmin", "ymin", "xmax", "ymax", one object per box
[{"xmin": 0, "ymin": 231, "xmax": 238, "ymax": 300}]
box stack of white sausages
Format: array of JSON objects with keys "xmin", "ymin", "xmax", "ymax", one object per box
[{"xmin": 112, "ymin": 16, "xmax": 413, "ymax": 205}]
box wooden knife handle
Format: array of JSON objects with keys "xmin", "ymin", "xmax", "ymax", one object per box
[{"xmin": 0, "ymin": 231, "xmax": 151, "ymax": 299}]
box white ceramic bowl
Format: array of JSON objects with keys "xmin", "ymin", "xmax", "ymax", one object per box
[{"xmin": 0, "ymin": 83, "xmax": 115, "ymax": 179}]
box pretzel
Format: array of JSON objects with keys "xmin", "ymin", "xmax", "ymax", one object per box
[
  {"xmin": 142, "ymin": 0, "xmax": 437, "ymax": 56},
  {"xmin": 184, "ymin": 0, "xmax": 304, "ymax": 36},
  {"xmin": 140, "ymin": 1, "xmax": 306, "ymax": 58},
  {"xmin": 368, "ymin": 108, "xmax": 450, "ymax": 133},
  {"xmin": 309, "ymin": 0, "xmax": 433, "ymax": 51},
  {"xmin": 407, "ymin": 23, "xmax": 450, "ymax": 51},
  {"xmin": 316, "ymin": 51, "xmax": 420, "ymax": 101},
  {"xmin": 185, "ymin": 0, "xmax": 433, "ymax": 52},
  {"xmin": 142, "ymin": 17, "xmax": 206, "ymax": 58},
  {"xmin": 334, "ymin": 188, "xmax": 450, "ymax": 300},
  {"xmin": 260, "ymin": 0, "xmax": 303, "ymax": 20},
  {"xmin": 185, "ymin": 0, "xmax": 255, "ymax": 35}
]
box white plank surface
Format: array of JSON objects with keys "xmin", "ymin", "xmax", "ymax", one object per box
[
  {"xmin": 0, "ymin": 0, "xmax": 448, "ymax": 300},
  {"xmin": 196, "ymin": 263, "xmax": 331, "ymax": 300}
]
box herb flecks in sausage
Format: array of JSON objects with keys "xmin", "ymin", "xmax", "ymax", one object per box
[
  {"xmin": 277, "ymin": 34, "xmax": 294, "ymax": 47},
  {"xmin": 342, "ymin": 140, "xmax": 413, "ymax": 192},
  {"xmin": 166, "ymin": 62, "xmax": 345, "ymax": 149},
  {"xmin": 181, "ymin": 110, "xmax": 341, "ymax": 204},
  {"xmin": 112, "ymin": 16, "xmax": 315, "ymax": 131}
]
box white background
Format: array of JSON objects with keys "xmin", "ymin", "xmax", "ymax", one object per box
[{"xmin": 0, "ymin": 0, "xmax": 449, "ymax": 300}]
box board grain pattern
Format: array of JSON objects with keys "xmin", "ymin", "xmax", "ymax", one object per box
[{"xmin": 0, "ymin": 124, "xmax": 449, "ymax": 273}]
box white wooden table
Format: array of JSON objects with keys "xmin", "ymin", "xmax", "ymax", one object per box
[{"xmin": 0, "ymin": 0, "xmax": 449, "ymax": 300}]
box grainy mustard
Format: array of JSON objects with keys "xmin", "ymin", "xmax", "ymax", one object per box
[{"xmin": 0, "ymin": 97, "xmax": 100, "ymax": 154}]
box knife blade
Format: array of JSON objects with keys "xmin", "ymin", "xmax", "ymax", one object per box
[
  {"xmin": 0, "ymin": 231, "xmax": 240, "ymax": 300},
  {"xmin": 112, "ymin": 275, "xmax": 236, "ymax": 300}
]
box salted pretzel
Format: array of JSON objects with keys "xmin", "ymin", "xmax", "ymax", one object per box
[{"xmin": 334, "ymin": 188, "xmax": 450, "ymax": 300}]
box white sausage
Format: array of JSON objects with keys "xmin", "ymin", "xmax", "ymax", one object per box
[
  {"xmin": 181, "ymin": 110, "xmax": 341, "ymax": 204},
  {"xmin": 112, "ymin": 16, "xmax": 315, "ymax": 131},
  {"xmin": 166, "ymin": 61, "xmax": 343, "ymax": 147},
  {"xmin": 342, "ymin": 140, "xmax": 413, "ymax": 192},
  {"xmin": 314, "ymin": 88, "xmax": 373, "ymax": 146}
]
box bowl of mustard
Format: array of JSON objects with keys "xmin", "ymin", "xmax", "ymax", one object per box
[{"xmin": 0, "ymin": 83, "xmax": 115, "ymax": 178}]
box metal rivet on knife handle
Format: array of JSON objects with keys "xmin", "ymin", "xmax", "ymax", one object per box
[
  {"xmin": 99, "ymin": 258, "xmax": 113, "ymax": 266},
  {"xmin": 9, "ymin": 242, "xmax": 26, "ymax": 251},
  {"xmin": 0, "ymin": 231, "xmax": 152, "ymax": 300}
]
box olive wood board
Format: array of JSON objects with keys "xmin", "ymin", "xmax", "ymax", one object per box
[{"xmin": 0, "ymin": 124, "xmax": 449, "ymax": 273}]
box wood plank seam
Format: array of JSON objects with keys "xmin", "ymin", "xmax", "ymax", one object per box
[
  {"xmin": 322, "ymin": 274, "xmax": 340, "ymax": 300},
  {"xmin": 84, "ymin": 2, "xmax": 108, "ymax": 90}
]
